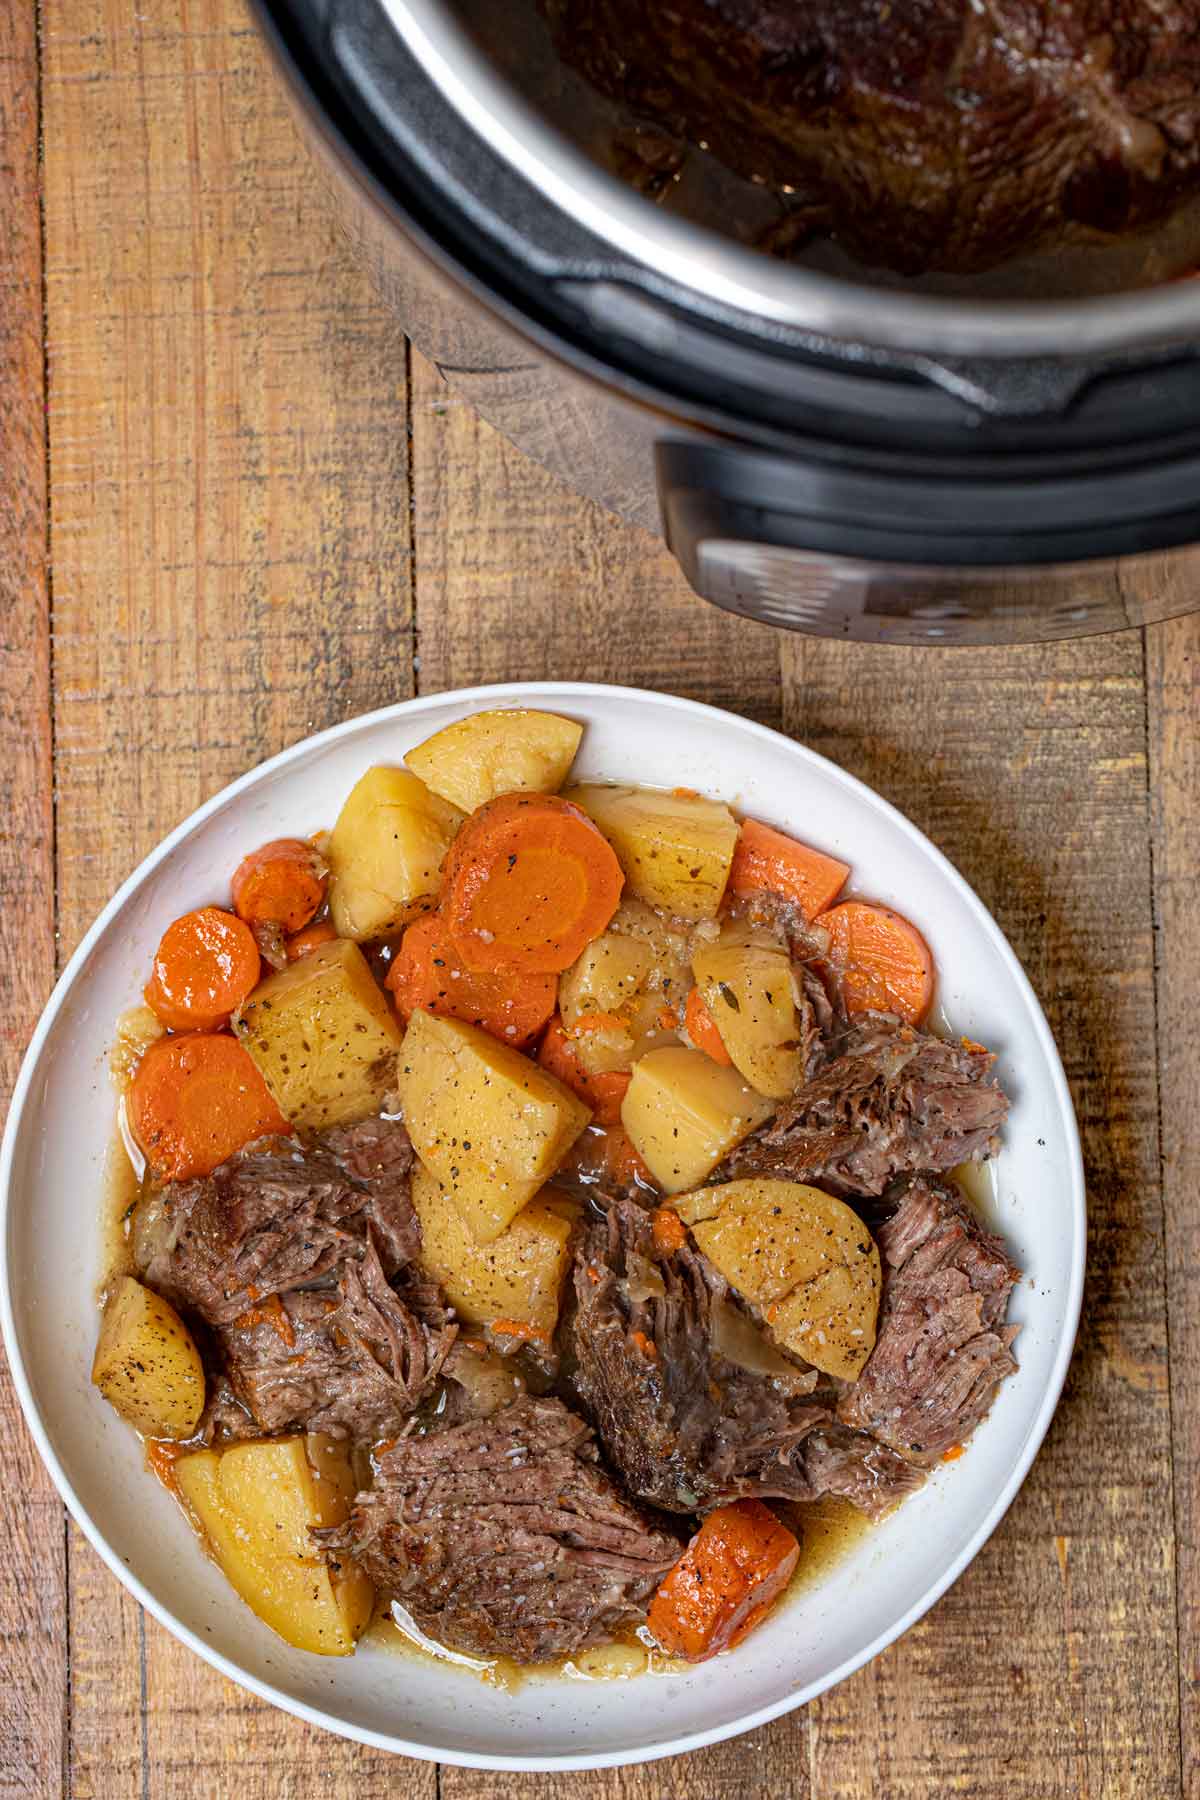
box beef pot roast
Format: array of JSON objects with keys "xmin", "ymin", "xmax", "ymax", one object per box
[
  {"xmin": 135, "ymin": 1116, "xmax": 418, "ymax": 1327},
  {"xmin": 318, "ymin": 1396, "xmax": 681, "ymax": 1662},
  {"xmin": 568, "ymin": 1199, "xmax": 919, "ymax": 1519},
  {"xmin": 838, "ymin": 1176, "xmax": 1019, "ymax": 1463},
  {"xmin": 543, "ymin": 0, "xmax": 1200, "ymax": 274},
  {"xmin": 215, "ymin": 1241, "xmax": 456, "ymax": 1441},
  {"xmin": 725, "ymin": 1017, "xmax": 1009, "ymax": 1197}
]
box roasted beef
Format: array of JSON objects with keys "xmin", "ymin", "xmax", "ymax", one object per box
[
  {"xmin": 136, "ymin": 1116, "xmax": 418, "ymax": 1327},
  {"xmin": 838, "ymin": 1176, "xmax": 1019, "ymax": 1463},
  {"xmin": 215, "ymin": 1241, "xmax": 456, "ymax": 1441},
  {"xmin": 568, "ymin": 1199, "xmax": 918, "ymax": 1518},
  {"xmin": 543, "ymin": 0, "xmax": 1200, "ymax": 274},
  {"xmin": 725, "ymin": 1016, "xmax": 1008, "ymax": 1197},
  {"xmin": 318, "ymin": 1396, "xmax": 681, "ymax": 1662}
]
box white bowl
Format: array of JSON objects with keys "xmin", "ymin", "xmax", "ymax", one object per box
[{"xmin": 0, "ymin": 682, "xmax": 1084, "ymax": 1770}]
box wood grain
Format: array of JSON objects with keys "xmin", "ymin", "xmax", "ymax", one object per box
[
  {"xmin": 0, "ymin": 2, "xmax": 69, "ymax": 1794},
  {"xmin": 40, "ymin": 0, "xmax": 423, "ymax": 1790},
  {"xmin": 1146, "ymin": 611, "xmax": 1200, "ymax": 1800},
  {"xmin": 781, "ymin": 635, "xmax": 1176, "ymax": 1799}
]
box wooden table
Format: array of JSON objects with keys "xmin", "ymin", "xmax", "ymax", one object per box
[{"xmin": 1, "ymin": 1, "xmax": 1196, "ymax": 1794}]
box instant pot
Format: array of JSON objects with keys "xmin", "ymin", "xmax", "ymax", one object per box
[{"xmin": 253, "ymin": 0, "xmax": 1200, "ymax": 643}]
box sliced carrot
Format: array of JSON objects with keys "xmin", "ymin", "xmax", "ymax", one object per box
[
  {"xmin": 144, "ymin": 906, "xmax": 261, "ymax": 1032},
  {"xmin": 129, "ymin": 1033, "xmax": 291, "ymax": 1180},
  {"xmin": 538, "ymin": 1016, "xmax": 630, "ymax": 1125},
  {"xmin": 145, "ymin": 1439, "xmax": 187, "ymax": 1495},
  {"xmin": 684, "ymin": 986, "xmax": 733, "ymax": 1066},
  {"xmin": 285, "ymin": 919, "xmax": 338, "ymax": 963},
  {"xmin": 442, "ymin": 793, "xmax": 624, "ymax": 975},
  {"xmin": 651, "ymin": 1207, "xmax": 687, "ymax": 1254},
  {"xmin": 386, "ymin": 911, "xmax": 556, "ymax": 1048},
  {"xmin": 942, "ymin": 1443, "xmax": 965, "ymax": 1463},
  {"xmin": 604, "ymin": 1128, "xmax": 658, "ymax": 1195},
  {"xmin": 815, "ymin": 899, "xmax": 934, "ymax": 1025},
  {"xmin": 231, "ymin": 837, "xmax": 327, "ymax": 934},
  {"xmin": 648, "ymin": 1500, "xmax": 800, "ymax": 1662},
  {"xmin": 729, "ymin": 818, "xmax": 849, "ymax": 922},
  {"xmin": 630, "ymin": 1329, "xmax": 657, "ymax": 1360}
]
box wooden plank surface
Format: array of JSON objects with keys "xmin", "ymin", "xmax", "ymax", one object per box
[
  {"xmin": 0, "ymin": 0, "xmax": 1193, "ymax": 1791},
  {"xmin": 0, "ymin": 1, "xmax": 69, "ymax": 1794},
  {"xmin": 1147, "ymin": 611, "xmax": 1200, "ymax": 1800}
]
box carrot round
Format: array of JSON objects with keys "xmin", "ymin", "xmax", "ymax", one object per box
[
  {"xmin": 386, "ymin": 912, "xmax": 556, "ymax": 1048},
  {"xmin": 442, "ymin": 793, "xmax": 624, "ymax": 975},
  {"xmin": 730, "ymin": 818, "xmax": 849, "ymax": 922},
  {"xmin": 129, "ymin": 1034, "xmax": 291, "ymax": 1180},
  {"xmin": 285, "ymin": 920, "xmax": 338, "ymax": 962},
  {"xmin": 647, "ymin": 1499, "xmax": 799, "ymax": 1662},
  {"xmin": 538, "ymin": 1016, "xmax": 630, "ymax": 1125},
  {"xmin": 651, "ymin": 1207, "xmax": 687, "ymax": 1254},
  {"xmin": 231, "ymin": 837, "xmax": 327, "ymax": 934},
  {"xmin": 684, "ymin": 986, "xmax": 733, "ymax": 1065},
  {"xmin": 815, "ymin": 898, "xmax": 934, "ymax": 1024},
  {"xmin": 143, "ymin": 907, "xmax": 261, "ymax": 1032}
]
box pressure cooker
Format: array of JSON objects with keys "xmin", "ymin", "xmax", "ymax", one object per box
[{"xmin": 251, "ymin": 0, "xmax": 1200, "ymax": 644}]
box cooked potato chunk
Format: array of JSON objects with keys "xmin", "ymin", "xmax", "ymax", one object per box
[
  {"xmin": 404, "ymin": 708, "xmax": 583, "ymax": 814},
  {"xmin": 175, "ymin": 1435, "xmax": 372, "ymax": 1655},
  {"xmin": 674, "ymin": 1178, "xmax": 881, "ymax": 1379},
  {"xmin": 559, "ymin": 931, "xmax": 655, "ymax": 1027},
  {"xmin": 92, "ymin": 1277, "xmax": 205, "ymax": 1439},
  {"xmin": 564, "ymin": 784, "xmax": 738, "ymax": 921},
  {"xmin": 233, "ymin": 938, "xmax": 402, "ymax": 1130},
  {"xmin": 691, "ymin": 943, "xmax": 801, "ymax": 1098},
  {"xmin": 412, "ymin": 1164, "xmax": 578, "ymax": 1333},
  {"xmin": 327, "ymin": 765, "xmax": 463, "ymax": 941},
  {"xmin": 398, "ymin": 1009, "xmax": 591, "ymax": 1242},
  {"xmin": 620, "ymin": 1046, "xmax": 773, "ymax": 1194}
]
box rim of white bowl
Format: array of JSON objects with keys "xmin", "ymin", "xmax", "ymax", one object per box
[{"xmin": 0, "ymin": 681, "xmax": 1086, "ymax": 1770}]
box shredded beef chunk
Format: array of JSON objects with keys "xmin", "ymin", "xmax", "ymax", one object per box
[
  {"xmin": 838, "ymin": 1177, "xmax": 1019, "ymax": 1464},
  {"xmin": 544, "ymin": 0, "xmax": 1200, "ymax": 276},
  {"xmin": 216, "ymin": 1241, "xmax": 456, "ymax": 1441},
  {"xmin": 726, "ymin": 1017, "xmax": 1009, "ymax": 1197},
  {"xmin": 568, "ymin": 1199, "xmax": 914, "ymax": 1517},
  {"xmin": 136, "ymin": 1116, "xmax": 418, "ymax": 1326},
  {"xmin": 318, "ymin": 1396, "xmax": 680, "ymax": 1662}
]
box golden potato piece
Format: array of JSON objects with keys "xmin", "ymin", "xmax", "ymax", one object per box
[
  {"xmin": 233, "ymin": 938, "xmax": 402, "ymax": 1131},
  {"xmin": 564, "ymin": 784, "xmax": 738, "ymax": 921},
  {"xmin": 674, "ymin": 1178, "xmax": 881, "ymax": 1379},
  {"xmin": 412, "ymin": 1164, "xmax": 578, "ymax": 1333},
  {"xmin": 175, "ymin": 1435, "xmax": 373, "ymax": 1656},
  {"xmin": 92, "ymin": 1277, "xmax": 205, "ymax": 1439},
  {"xmin": 404, "ymin": 708, "xmax": 583, "ymax": 814},
  {"xmin": 398, "ymin": 1009, "xmax": 591, "ymax": 1242},
  {"xmin": 328, "ymin": 765, "xmax": 463, "ymax": 941},
  {"xmin": 620, "ymin": 1046, "xmax": 773, "ymax": 1195},
  {"xmin": 690, "ymin": 943, "xmax": 801, "ymax": 1099},
  {"xmin": 559, "ymin": 931, "xmax": 655, "ymax": 1028}
]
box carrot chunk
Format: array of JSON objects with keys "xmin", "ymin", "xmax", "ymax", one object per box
[
  {"xmin": 815, "ymin": 899, "xmax": 934, "ymax": 1025},
  {"xmin": 231, "ymin": 837, "xmax": 327, "ymax": 934},
  {"xmin": 442, "ymin": 793, "xmax": 624, "ymax": 975},
  {"xmin": 285, "ymin": 920, "xmax": 338, "ymax": 963},
  {"xmin": 129, "ymin": 1033, "xmax": 291, "ymax": 1180},
  {"xmin": 386, "ymin": 911, "xmax": 556, "ymax": 1049},
  {"xmin": 729, "ymin": 818, "xmax": 849, "ymax": 922},
  {"xmin": 651, "ymin": 1207, "xmax": 687, "ymax": 1254},
  {"xmin": 143, "ymin": 906, "xmax": 261, "ymax": 1032},
  {"xmin": 648, "ymin": 1500, "xmax": 800, "ymax": 1661},
  {"xmin": 537, "ymin": 1016, "xmax": 630, "ymax": 1124},
  {"xmin": 684, "ymin": 986, "xmax": 733, "ymax": 1065}
]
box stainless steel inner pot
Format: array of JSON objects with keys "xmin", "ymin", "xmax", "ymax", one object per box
[{"xmin": 386, "ymin": 0, "xmax": 1200, "ymax": 358}]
